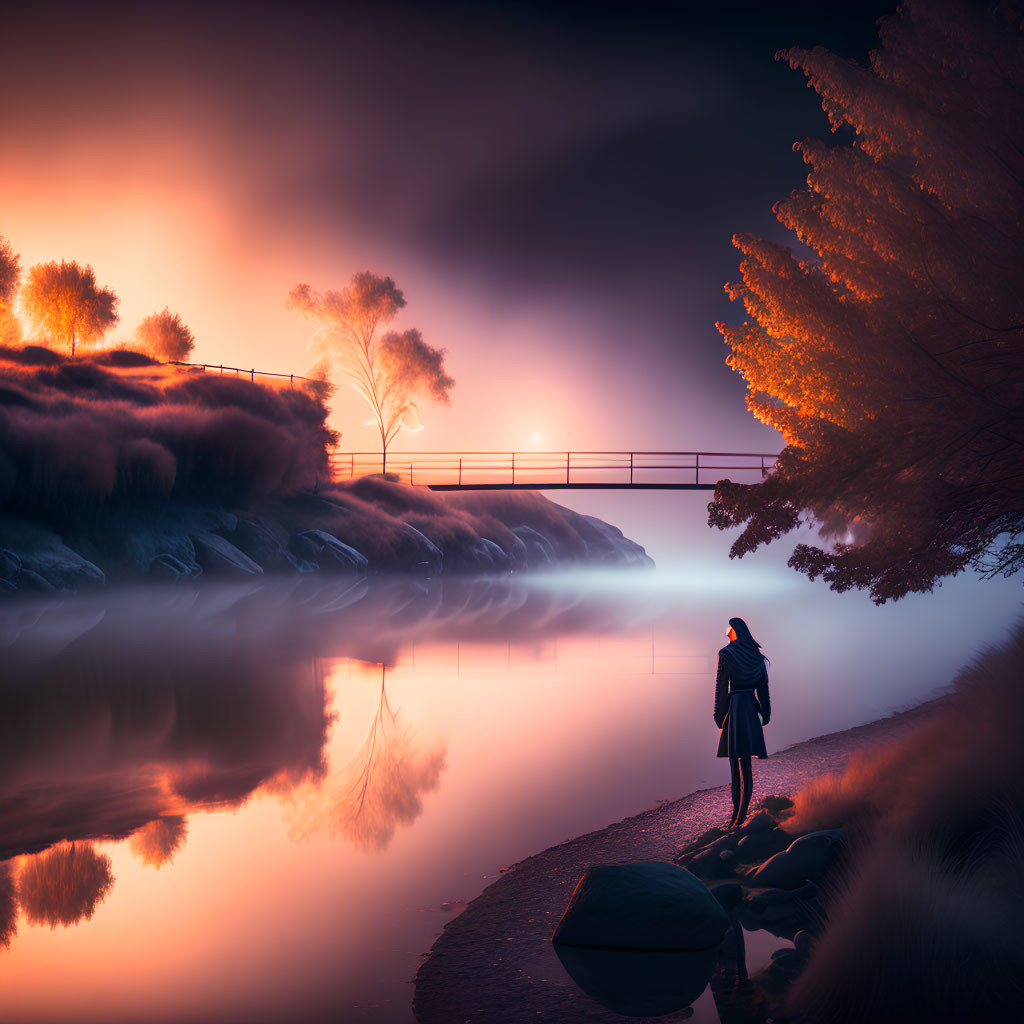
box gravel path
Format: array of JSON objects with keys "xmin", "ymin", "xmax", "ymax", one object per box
[{"xmin": 413, "ymin": 698, "xmax": 941, "ymax": 1023}]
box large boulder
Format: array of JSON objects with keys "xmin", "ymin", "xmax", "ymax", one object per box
[
  {"xmin": 552, "ymin": 861, "xmax": 730, "ymax": 951},
  {"xmin": 746, "ymin": 829, "xmax": 847, "ymax": 890},
  {"xmin": 0, "ymin": 549, "xmax": 22, "ymax": 582},
  {"xmin": 512, "ymin": 525, "xmax": 556, "ymax": 567},
  {"xmin": 389, "ymin": 524, "xmax": 442, "ymax": 574},
  {"xmin": 116, "ymin": 528, "xmax": 201, "ymax": 578},
  {"xmin": 191, "ymin": 532, "xmax": 264, "ymax": 578},
  {"xmin": 444, "ymin": 536, "xmax": 513, "ymax": 573},
  {"xmin": 289, "ymin": 529, "xmax": 368, "ymax": 572},
  {"xmin": 148, "ymin": 553, "xmax": 197, "ymax": 581},
  {"xmin": 576, "ymin": 513, "xmax": 655, "ymax": 568},
  {"xmin": 234, "ymin": 517, "xmax": 314, "ymax": 573},
  {"xmin": 739, "ymin": 880, "xmax": 823, "ymax": 940},
  {"xmin": 16, "ymin": 538, "xmax": 105, "ymax": 591}
]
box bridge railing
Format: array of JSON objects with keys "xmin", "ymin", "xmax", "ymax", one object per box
[{"xmin": 327, "ymin": 450, "xmax": 779, "ymax": 488}]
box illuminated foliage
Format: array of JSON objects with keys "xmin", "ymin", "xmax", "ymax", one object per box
[
  {"xmin": 0, "ymin": 236, "xmax": 19, "ymax": 308},
  {"xmin": 134, "ymin": 307, "xmax": 195, "ymax": 362},
  {"xmin": 710, "ymin": 0, "xmax": 1024, "ymax": 603},
  {"xmin": 21, "ymin": 260, "xmax": 119, "ymax": 357},
  {"xmin": 0, "ymin": 861, "xmax": 16, "ymax": 949},
  {"xmin": 288, "ymin": 272, "xmax": 454, "ymax": 472},
  {"xmin": 0, "ymin": 235, "xmax": 20, "ymax": 345},
  {"xmin": 17, "ymin": 842, "xmax": 114, "ymax": 928},
  {"xmin": 129, "ymin": 816, "xmax": 188, "ymax": 868}
]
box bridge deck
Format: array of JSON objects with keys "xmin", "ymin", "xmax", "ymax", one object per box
[{"xmin": 328, "ymin": 451, "xmax": 777, "ymax": 490}]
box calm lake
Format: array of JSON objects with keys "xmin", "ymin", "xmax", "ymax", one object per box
[{"xmin": 0, "ymin": 566, "xmax": 1020, "ymax": 1022}]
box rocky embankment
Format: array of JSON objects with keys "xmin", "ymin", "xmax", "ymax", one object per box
[{"xmin": 0, "ymin": 476, "xmax": 653, "ymax": 594}]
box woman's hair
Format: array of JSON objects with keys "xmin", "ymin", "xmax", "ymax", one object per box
[
  {"xmin": 729, "ymin": 617, "xmax": 769, "ymax": 666},
  {"xmin": 729, "ymin": 617, "xmax": 760, "ymax": 647}
]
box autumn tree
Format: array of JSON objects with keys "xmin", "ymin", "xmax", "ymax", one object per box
[
  {"xmin": 709, "ymin": 0, "xmax": 1024, "ymax": 603},
  {"xmin": 288, "ymin": 272, "xmax": 454, "ymax": 473},
  {"xmin": 17, "ymin": 842, "xmax": 114, "ymax": 927},
  {"xmin": 0, "ymin": 235, "xmax": 21, "ymax": 345},
  {"xmin": 134, "ymin": 307, "xmax": 195, "ymax": 361},
  {"xmin": 21, "ymin": 260, "xmax": 119, "ymax": 357}
]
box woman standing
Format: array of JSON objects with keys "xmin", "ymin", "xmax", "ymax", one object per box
[{"xmin": 714, "ymin": 616, "xmax": 771, "ymax": 830}]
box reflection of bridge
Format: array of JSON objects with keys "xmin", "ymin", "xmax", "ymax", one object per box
[
  {"xmin": 328, "ymin": 451, "xmax": 778, "ymax": 490},
  {"xmin": 329, "ymin": 637, "xmax": 713, "ymax": 677}
]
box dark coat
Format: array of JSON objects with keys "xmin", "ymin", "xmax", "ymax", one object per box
[{"xmin": 714, "ymin": 641, "xmax": 770, "ymax": 759}]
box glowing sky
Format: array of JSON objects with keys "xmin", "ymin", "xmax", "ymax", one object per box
[
  {"xmin": 1, "ymin": 2, "xmax": 900, "ymax": 436},
  {"xmin": 1, "ymin": 0, "xmax": 899, "ymax": 563}
]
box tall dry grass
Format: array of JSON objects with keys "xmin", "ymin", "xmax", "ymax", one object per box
[
  {"xmin": 0, "ymin": 345, "xmax": 334, "ymax": 527},
  {"xmin": 782, "ymin": 623, "xmax": 1024, "ymax": 1020}
]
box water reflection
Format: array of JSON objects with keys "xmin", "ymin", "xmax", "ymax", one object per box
[
  {"xmin": 0, "ymin": 576, "xmax": 620, "ymax": 957},
  {"xmin": 0, "ymin": 862, "xmax": 16, "ymax": 949},
  {"xmin": 286, "ymin": 666, "xmax": 447, "ymax": 852},
  {"xmin": 129, "ymin": 817, "xmax": 188, "ymax": 869},
  {"xmin": 552, "ymin": 900, "xmax": 784, "ymax": 1022},
  {"xmin": 17, "ymin": 842, "xmax": 114, "ymax": 928},
  {"xmin": 0, "ymin": 571, "xmax": 1018, "ymax": 1022},
  {"xmin": 554, "ymin": 944, "xmax": 716, "ymax": 1017}
]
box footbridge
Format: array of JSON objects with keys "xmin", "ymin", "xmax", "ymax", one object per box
[
  {"xmin": 167, "ymin": 363, "xmax": 778, "ymax": 491},
  {"xmin": 327, "ymin": 451, "xmax": 778, "ymax": 491}
]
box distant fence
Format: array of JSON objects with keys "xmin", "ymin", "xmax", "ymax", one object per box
[
  {"xmin": 327, "ymin": 450, "xmax": 779, "ymax": 490},
  {"xmin": 168, "ymin": 361, "xmax": 316, "ymax": 387}
]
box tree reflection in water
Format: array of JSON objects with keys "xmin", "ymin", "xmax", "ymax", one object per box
[
  {"xmin": 289, "ymin": 665, "xmax": 446, "ymax": 852},
  {"xmin": 17, "ymin": 842, "xmax": 114, "ymax": 928},
  {"xmin": 0, "ymin": 862, "xmax": 15, "ymax": 948},
  {"xmin": 129, "ymin": 816, "xmax": 188, "ymax": 868}
]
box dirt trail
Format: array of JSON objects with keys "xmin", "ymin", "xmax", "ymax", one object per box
[{"xmin": 413, "ymin": 699, "xmax": 940, "ymax": 1023}]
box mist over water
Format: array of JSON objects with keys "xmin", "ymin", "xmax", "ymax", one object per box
[{"xmin": 0, "ymin": 568, "xmax": 1019, "ymax": 1022}]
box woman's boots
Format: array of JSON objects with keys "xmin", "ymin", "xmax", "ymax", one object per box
[{"xmin": 728, "ymin": 755, "xmax": 753, "ymax": 829}]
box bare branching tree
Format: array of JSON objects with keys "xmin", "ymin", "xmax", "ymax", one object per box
[
  {"xmin": 288, "ymin": 272, "xmax": 454, "ymax": 473},
  {"xmin": 286, "ymin": 665, "xmax": 446, "ymax": 852},
  {"xmin": 21, "ymin": 260, "xmax": 119, "ymax": 357}
]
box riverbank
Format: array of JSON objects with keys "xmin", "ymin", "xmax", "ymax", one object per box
[
  {"xmin": 0, "ymin": 480, "xmax": 653, "ymax": 593},
  {"xmin": 412, "ymin": 697, "xmax": 941, "ymax": 1023},
  {"xmin": 0, "ymin": 346, "xmax": 653, "ymax": 593}
]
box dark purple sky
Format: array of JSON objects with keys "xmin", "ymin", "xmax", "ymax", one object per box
[{"xmin": 1, "ymin": 0, "xmax": 895, "ymax": 457}]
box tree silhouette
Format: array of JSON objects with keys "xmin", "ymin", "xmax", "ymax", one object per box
[
  {"xmin": 709, "ymin": 0, "xmax": 1024, "ymax": 603},
  {"xmin": 134, "ymin": 307, "xmax": 195, "ymax": 361},
  {"xmin": 129, "ymin": 816, "xmax": 188, "ymax": 868},
  {"xmin": 21, "ymin": 260, "xmax": 119, "ymax": 357},
  {"xmin": 288, "ymin": 272, "xmax": 454, "ymax": 473},
  {"xmin": 0, "ymin": 236, "xmax": 20, "ymax": 345},
  {"xmin": 0, "ymin": 861, "xmax": 16, "ymax": 950},
  {"xmin": 17, "ymin": 842, "xmax": 114, "ymax": 928}
]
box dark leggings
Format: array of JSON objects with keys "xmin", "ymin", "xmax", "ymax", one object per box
[{"xmin": 729, "ymin": 754, "xmax": 753, "ymax": 820}]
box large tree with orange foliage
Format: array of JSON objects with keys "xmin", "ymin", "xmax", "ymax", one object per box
[
  {"xmin": 22, "ymin": 260, "xmax": 119, "ymax": 357},
  {"xmin": 709, "ymin": 0, "xmax": 1024, "ymax": 603}
]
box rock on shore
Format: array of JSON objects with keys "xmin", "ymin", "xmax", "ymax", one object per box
[{"xmin": 0, "ymin": 477, "xmax": 653, "ymax": 594}]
